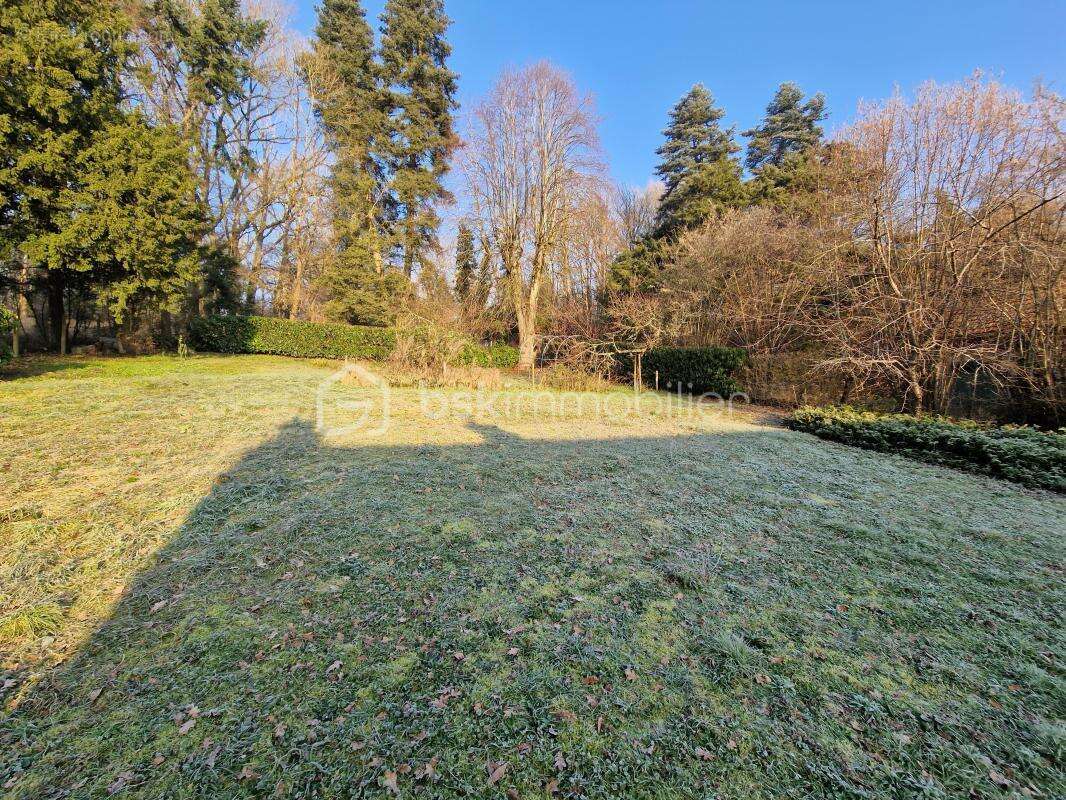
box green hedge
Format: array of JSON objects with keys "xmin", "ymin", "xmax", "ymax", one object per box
[
  {"xmin": 787, "ymin": 406, "xmax": 1065, "ymax": 492},
  {"xmin": 189, "ymin": 315, "xmax": 396, "ymax": 360},
  {"xmin": 637, "ymin": 346, "xmax": 746, "ymax": 397},
  {"xmin": 0, "ymin": 307, "xmax": 16, "ymax": 365},
  {"xmin": 189, "ymin": 314, "xmax": 519, "ymax": 368}
]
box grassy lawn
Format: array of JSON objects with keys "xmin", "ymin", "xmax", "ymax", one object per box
[{"xmin": 1, "ymin": 355, "xmax": 1063, "ymax": 799}]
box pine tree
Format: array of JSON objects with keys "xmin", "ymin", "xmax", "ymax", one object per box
[
  {"xmin": 743, "ymin": 82, "xmax": 826, "ymax": 172},
  {"xmin": 743, "ymin": 83, "xmax": 827, "ymax": 206},
  {"xmin": 454, "ymin": 224, "xmax": 476, "ymax": 301},
  {"xmin": 653, "ymin": 85, "xmax": 745, "ymax": 236},
  {"xmin": 308, "ymin": 0, "xmax": 406, "ymax": 325},
  {"xmin": 379, "ymin": 0, "xmax": 458, "ymax": 278}
]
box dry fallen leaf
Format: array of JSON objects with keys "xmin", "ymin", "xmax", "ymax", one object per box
[
  {"xmin": 381, "ymin": 770, "xmax": 400, "ymax": 796},
  {"xmin": 177, "ymin": 719, "xmax": 196, "ymax": 735},
  {"xmin": 695, "ymin": 746, "xmax": 713, "ymax": 761},
  {"xmin": 554, "ymin": 752, "xmax": 567, "ymax": 770},
  {"xmin": 238, "ymin": 765, "xmax": 258, "ymax": 781},
  {"xmin": 624, "ymin": 667, "xmax": 637, "ymax": 681},
  {"xmin": 487, "ymin": 761, "xmax": 508, "ymax": 785},
  {"xmin": 149, "ymin": 600, "xmax": 167, "ymax": 614},
  {"xmin": 107, "ymin": 770, "xmax": 135, "ymax": 794}
]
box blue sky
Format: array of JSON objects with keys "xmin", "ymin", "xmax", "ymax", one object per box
[{"xmin": 290, "ymin": 0, "xmax": 1065, "ymax": 188}]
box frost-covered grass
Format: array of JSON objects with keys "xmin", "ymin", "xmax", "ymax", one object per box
[{"xmin": 1, "ymin": 355, "xmax": 1064, "ymax": 799}]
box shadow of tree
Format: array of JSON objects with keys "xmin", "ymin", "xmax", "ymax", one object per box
[
  {"xmin": 0, "ymin": 357, "xmax": 93, "ymax": 381},
  {"xmin": 2, "ymin": 417, "xmax": 1063, "ymax": 798}
]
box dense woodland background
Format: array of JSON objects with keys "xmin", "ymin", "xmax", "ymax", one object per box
[{"xmin": 1, "ymin": 0, "xmax": 1062, "ymax": 423}]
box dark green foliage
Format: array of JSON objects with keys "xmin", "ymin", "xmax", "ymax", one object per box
[
  {"xmin": 0, "ymin": 307, "xmax": 15, "ymax": 364},
  {"xmin": 308, "ymin": 0, "xmax": 392, "ymax": 306},
  {"xmin": 653, "ymin": 85, "xmax": 746, "ymax": 237},
  {"xmin": 189, "ymin": 315, "xmax": 516, "ymax": 367},
  {"xmin": 638, "ymin": 347, "xmax": 747, "ymax": 397},
  {"xmin": 458, "ymin": 341, "xmax": 519, "ymax": 368},
  {"xmin": 318, "ymin": 253, "xmax": 411, "ymax": 328},
  {"xmin": 379, "ymin": 0, "xmax": 458, "ymax": 277},
  {"xmin": 189, "ymin": 315, "xmax": 396, "ymax": 360},
  {"xmin": 787, "ymin": 406, "xmax": 1066, "ymax": 492},
  {"xmin": 454, "ymin": 224, "xmax": 476, "ymax": 300},
  {"xmin": 0, "ymin": 0, "xmax": 127, "ymax": 242},
  {"xmin": 609, "ymin": 238, "xmax": 665, "ymax": 294},
  {"xmin": 743, "ymin": 82, "xmax": 826, "ymax": 172},
  {"xmin": 23, "ymin": 114, "xmax": 204, "ymax": 321},
  {"xmin": 743, "ymin": 83, "xmax": 828, "ymax": 207}
]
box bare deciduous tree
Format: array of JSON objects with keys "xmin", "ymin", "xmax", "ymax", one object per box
[
  {"xmin": 824, "ymin": 76, "xmax": 1064, "ymax": 414},
  {"xmin": 461, "ymin": 61, "xmax": 603, "ymax": 368}
]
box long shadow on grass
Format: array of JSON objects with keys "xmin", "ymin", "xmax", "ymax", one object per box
[{"xmin": 2, "ymin": 417, "xmax": 1064, "ymax": 799}]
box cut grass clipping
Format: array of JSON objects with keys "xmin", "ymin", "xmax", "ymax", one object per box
[{"xmin": 1, "ymin": 355, "xmax": 1064, "ymax": 799}]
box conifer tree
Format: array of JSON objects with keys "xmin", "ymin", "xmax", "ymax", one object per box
[
  {"xmin": 743, "ymin": 82, "xmax": 826, "ymax": 172},
  {"xmin": 379, "ymin": 0, "xmax": 458, "ymax": 278},
  {"xmin": 308, "ymin": 0, "xmax": 406, "ymax": 325},
  {"xmin": 653, "ymin": 85, "xmax": 745, "ymax": 236},
  {"xmin": 743, "ymin": 83, "xmax": 827, "ymax": 206},
  {"xmin": 453, "ymin": 224, "xmax": 476, "ymax": 301},
  {"xmin": 0, "ymin": 0, "xmax": 202, "ymax": 350},
  {"xmin": 0, "ymin": 0, "xmax": 126, "ymax": 351}
]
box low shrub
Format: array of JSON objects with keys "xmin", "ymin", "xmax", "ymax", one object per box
[
  {"xmin": 637, "ymin": 346, "xmax": 746, "ymax": 397},
  {"xmin": 787, "ymin": 406, "xmax": 1065, "ymax": 492},
  {"xmin": 459, "ymin": 342, "xmax": 520, "ymax": 369},
  {"xmin": 190, "ymin": 314, "xmax": 518, "ymax": 369},
  {"xmin": 0, "ymin": 307, "xmax": 17, "ymax": 364},
  {"xmin": 189, "ymin": 315, "xmax": 396, "ymax": 360}
]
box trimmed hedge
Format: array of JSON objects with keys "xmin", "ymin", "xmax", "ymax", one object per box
[
  {"xmin": 638, "ymin": 346, "xmax": 746, "ymax": 397},
  {"xmin": 189, "ymin": 315, "xmax": 396, "ymax": 360},
  {"xmin": 189, "ymin": 314, "xmax": 519, "ymax": 367},
  {"xmin": 0, "ymin": 307, "xmax": 15, "ymax": 365},
  {"xmin": 787, "ymin": 406, "xmax": 1065, "ymax": 492}
]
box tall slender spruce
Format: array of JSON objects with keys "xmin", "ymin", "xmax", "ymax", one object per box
[{"xmin": 379, "ymin": 0, "xmax": 457, "ymax": 278}]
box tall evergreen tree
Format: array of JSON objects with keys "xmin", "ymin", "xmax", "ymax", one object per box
[
  {"xmin": 0, "ymin": 0, "xmax": 126, "ymax": 351},
  {"xmin": 379, "ymin": 0, "xmax": 457, "ymax": 278},
  {"xmin": 0, "ymin": 0, "xmax": 200, "ymax": 350},
  {"xmin": 25, "ymin": 115, "xmax": 205, "ymax": 323},
  {"xmin": 453, "ymin": 224, "xmax": 475, "ymax": 301},
  {"xmin": 653, "ymin": 85, "xmax": 745, "ymax": 236},
  {"xmin": 743, "ymin": 83, "xmax": 827, "ymax": 207},
  {"xmin": 743, "ymin": 82, "xmax": 826, "ymax": 172},
  {"xmin": 308, "ymin": 0, "xmax": 406, "ymax": 325}
]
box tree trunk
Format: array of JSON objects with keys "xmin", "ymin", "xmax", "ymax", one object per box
[
  {"xmin": 47, "ymin": 273, "xmax": 66, "ymax": 355},
  {"xmin": 517, "ymin": 319, "xmax": 536, "ymax": 370},
  {"xmin": 288, "ymin": 257, "xmax": 304, "ymax": 320}
]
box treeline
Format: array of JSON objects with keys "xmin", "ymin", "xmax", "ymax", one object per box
[
  {"xmin": 1, "ymin": 0, "xmax": 1061, "ymax": 423},
  {"xmin": 0, "ymin": 0, "xmax": 458, "ymax": 352},
  {"xmin": 622, "ymin": 78, "xmax": 1064, "ymax": 423}
]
